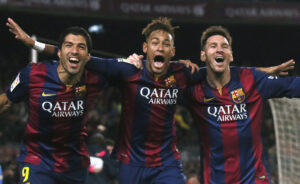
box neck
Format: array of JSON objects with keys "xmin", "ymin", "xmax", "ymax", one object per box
[
  {"xmin": 146, "ymin": 61, "xmax": 167, "ymax": 81},
  {"xmin": 57, "ymin": 65, "xmax": 83, "ymax": 86},
  {"xmin": 206, "ymin": 68, "xmax": 230, "ymax": 95}
]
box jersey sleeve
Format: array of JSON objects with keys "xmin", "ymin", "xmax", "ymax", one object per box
[
  {"xmin": 86, "ymin": 56, "xmax": 140, "ymax": 79},
  {"xmin": 252, "ymin": 68, "xmax": 300, "ymax": 99},
  {"xmin": 5, "ymin": 64, "xmax": 31, "ymax": 103},
  {"xmin": 184, "ymin": 67, "xmax": 206, "ymax": 85}
]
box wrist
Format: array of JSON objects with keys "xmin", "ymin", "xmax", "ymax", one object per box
[{"xmin": 33, "ymin": 40, "xmax": 46, "ymax": 52}]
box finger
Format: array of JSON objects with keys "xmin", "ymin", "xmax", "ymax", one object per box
[{"xmin": 279, "ymin": 72, "xmax": 289, "ymax": 76}]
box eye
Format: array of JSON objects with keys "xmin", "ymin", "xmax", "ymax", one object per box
[
  {"xmin": 65, "ymin": 43, "xmax": 72, "ymax": 47},
  {"xmin": 164, "ymin": 43, "xmax": 171, "ymax": 47}
]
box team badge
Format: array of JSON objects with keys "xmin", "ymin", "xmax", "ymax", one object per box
[
  {"xmin": 10, "ymin": 73, "xmax": 20, "ymax": 92},
  {"xmin": 230, "ymin": 88, "xmax": 245, "ymax": 103},
  {"xmin": 75, "ymin": 85, "xmax": 86, "ymax": 98},
  {"xmin": 165, "ymin": 75, "xmax": 176, "ymax": 87}
]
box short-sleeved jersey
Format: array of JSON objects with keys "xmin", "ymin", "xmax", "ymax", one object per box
[
  {"xmin": 86, "ymin": 57, "xmax": 202, "ymax": 167},
  {"xmin": 6, "ymin": 60, "xmax": 109, "ymax": 173},
  {"xmin": 186, "ymin": 67, "xmax": 300, "ymax": 184}
]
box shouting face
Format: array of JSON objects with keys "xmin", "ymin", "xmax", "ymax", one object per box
[
  {"xmin": 58, "ymin": 34, "xmax": 90, "ymax": 77},
  {"xmin": 143, "ymin": 30, "xmax": 175, "ymax": 78},
  {"xmin": 201, "ymin": 35, "xmax": 233, "ymax": 74}
]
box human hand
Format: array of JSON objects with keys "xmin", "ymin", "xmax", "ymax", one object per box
[
  {"xmin": 6, "ymin": 17, "xmax": 34, "ymax": 47},
  {"xmin": 178, "ymin": 59, "xmax": 200, "ymax": 74}
]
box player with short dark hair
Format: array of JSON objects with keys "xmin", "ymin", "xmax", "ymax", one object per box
[
  {"xmin": 0, "ymin": 26, "xmax": 111, "ymax": 184},
  {"xmin": 186, "ymin": 25, "xmax": 300, "ymax": 184}
]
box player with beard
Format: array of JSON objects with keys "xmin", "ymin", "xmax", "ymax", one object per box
[
  {"xmin": 6, "ymin": 17, "xmax": 295, "ymax": 184},
  {"xmin": 0, "ymin": 27, "xmax": 111, "ymax": 184},
  {"xmin": 185, "ymin": 26, "xmax": 300, "ymax": 184}
]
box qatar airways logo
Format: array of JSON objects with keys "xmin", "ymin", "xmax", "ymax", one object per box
[
  {"xmin": 140, "ymin": 87, "xmax": 178, "ymax": 105},
  {"xmin": 42, "ymin": 100, "xmax": 84, "ymax": 117},
  {"xmin": 207, "ymin": 103, "xmax": 248, "ymax": 122}
]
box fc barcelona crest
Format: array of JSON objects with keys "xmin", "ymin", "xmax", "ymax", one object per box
[
  {"xmin": 165, "ymin": 75, "xmax": 176, "ymax": 87},
  {"xmin": 75, "ymin": 85, "xmax": 86, "ymax": 98},
  {"xmin": 230, "ymin": 88, "xmax": 245, "ymax": 103}
]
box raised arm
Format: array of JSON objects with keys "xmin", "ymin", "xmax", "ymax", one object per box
[
  {"xmin": 256, "ymin": 59, "xmax": 295, "ymax": 76},
  {"xmin": 0, "ymin": 93, "xmax": 12, "ymax": 114},
  {"xmin": 6, "ymin": 17, "xmax": 56, "ymax": 55}
]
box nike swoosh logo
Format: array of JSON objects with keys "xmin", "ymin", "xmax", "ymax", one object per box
[
  {"xmin": 42, "ymin": 92, "xmax": 56, "ymax": 97},
  {"xmin": 204, "ymin": 97, "xmax": 215, "ymax": 102},
  {"xmin": 257, "ymin": 175, "xmax": 266, "ymax": 180}
]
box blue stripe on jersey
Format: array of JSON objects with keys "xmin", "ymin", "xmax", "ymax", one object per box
[
  {"xmin": 203, "ymin": 84, "xmax": 226, "ymax": 184},
  {"xmin": 229, "ymin": 72, "xmax": 256, "ymax": 183},
  {"xmin": 161, "ymin": 103, "xmax": 177, "ymax": 166},
  {"xmin": 129, "ymin": 78, "xmax": 151, "ymax": 165}
]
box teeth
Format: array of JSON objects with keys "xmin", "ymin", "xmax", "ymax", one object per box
[{"xmin": 69, "ymin": 58, "xmax": 79, "ymax": 63}]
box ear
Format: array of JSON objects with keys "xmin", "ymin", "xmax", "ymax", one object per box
[
  {"xmin": 86, "ymin": 53, "xmax": 91, "ymax": 62},
  {"xmin": 171, "ymin": 47, "xmax": 175, "ymax": 57},
  {"xmin": 230, "ymin": 51, "xmax": 234, "ymax": 63},
  {"xmin": 143, "ymin": 42, "xmax": 147, "ymax": 54},
  {"xmin": 57, "ymin": 50, "xmax": 61, "ymax": 59},
  {"xmin": 200, "ymin": 50, "xmax": 206, "ymax": 63}
]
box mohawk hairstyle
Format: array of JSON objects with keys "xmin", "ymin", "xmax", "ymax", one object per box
[
  {"xmin": 142, "ymin": 17, "xmax": 179, "ymax": 42},
  {"xmin": 200, "ymin": 26, "xmax": 232, "ymax": 50}
]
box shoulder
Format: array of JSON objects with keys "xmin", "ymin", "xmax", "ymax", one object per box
[
  {"xmin": 29, "ymin": 60, "xmax": 58, "ymax": 70},
  {"xmin": 169, "ymin": 62, "xmax": 185, "ymax": 71}
]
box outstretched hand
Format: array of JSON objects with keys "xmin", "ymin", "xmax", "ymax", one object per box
[
  {"xmin": 6, "ymin": 17, "xmax": 34, "ymax": 47},
  {"xmin": 257, "ymin": 59, "xmax": 295, "ymax": 76},
  {"xmin": 178, "ymin": 59, "xmax": 200, "ymax": 74}
]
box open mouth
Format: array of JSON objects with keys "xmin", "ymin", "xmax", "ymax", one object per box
[
  {"xmin": 69, "ymin": 57, "xmax": 79, "ymax": 64},
  {"xmin": 153, "ymin": 55, "xmax": 165, "ymax": 68},
  {"xmin": 154, "ymin": 55, "xmax": 164, "ymax": 63},
  {"xmin": 215, "ymin": 57, "xmax": 224, "ymax": 63}
]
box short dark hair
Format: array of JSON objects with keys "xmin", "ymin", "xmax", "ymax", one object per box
[
  {"xmin": 142, "ymin": 17, "xmax": 178, "ymax": 42},
  {"xmin": 58, "ymin": 26, "xmax": 92, "ymax": 53},
  {"xmin": 200, "ymin": 26, "xmax": 232, "ymax": 50}
]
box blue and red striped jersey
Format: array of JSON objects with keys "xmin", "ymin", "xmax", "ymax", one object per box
[
  {"xmin": 186, "ymin": 67, "xmax": 300, "ymax": 184},
  {"xmin": 5, "ymin": 60, "xmax": 109, "ymax": 173},
  {"xmin": 86, "ymin": 57, "xmax": 202, "ymax": 167}
]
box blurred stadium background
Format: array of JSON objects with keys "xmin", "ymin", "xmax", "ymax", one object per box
[{"xmin": 1, "ymin": 0, "xmax": 300, "ymax": 183}]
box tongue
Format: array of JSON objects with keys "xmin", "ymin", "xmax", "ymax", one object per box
[
  {"xmin": 70, "ymin": 62, "xmax": 79, "ymax": 68},
  {"xmin": 154, "ymin": 62, "xmax": 164, "ymax": 68}
]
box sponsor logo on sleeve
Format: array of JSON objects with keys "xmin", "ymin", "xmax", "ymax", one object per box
[{"xmin": 10, "ymin": 73, "xmax": 20, "ymax": 92}]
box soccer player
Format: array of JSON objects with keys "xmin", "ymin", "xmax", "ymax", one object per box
[
  {"xmin": 6, "ymin": 17, "xmax": 295, "ymax": 184},
  {"xmin": 185, "ymin": 26, "xmax": 300, "ymax": 184},
  {"xmin": 0, "ymin": 26, "xmax": 112, "ymax": 184}
]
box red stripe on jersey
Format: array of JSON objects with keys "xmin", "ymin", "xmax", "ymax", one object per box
[
  {"xmin": 214, "ymin": 86, "xmax": 241, "ymax": 184},
  {"xmin": 80, "ymin": 71, "xmax": 102, "ymax": 167},
  {"xmin": 52, "ymin": 86, "xmax": 72, "ymax": 172},
  {"xmin": 144, "ymin": 102, "xmax": 164, "ymax": 166},
  {"xmin": 171, "ymin": 69, "xmax": 187, "ymax": 161},
  {"xmin": 191, "ymin": 84, "xmax": 211, "ymax": 183},
  {"xmin": 25, "ymin": 64, "xmax": 48, "ymax": 164},
  {"xmin": 171, "ymin": 119, "xmax": 180, "ymax": 160},
  {"xmin": 117, "ymin": 73, "xmax": 140, "ymax": 164},
  {"xmin": 239, "ymin": 69, "xmax": 269, "ymax": 183}
]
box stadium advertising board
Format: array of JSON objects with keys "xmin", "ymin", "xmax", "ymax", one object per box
[{"xmin": 1, "ymin": 0, "xmax": 300, "ymax": 24}]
